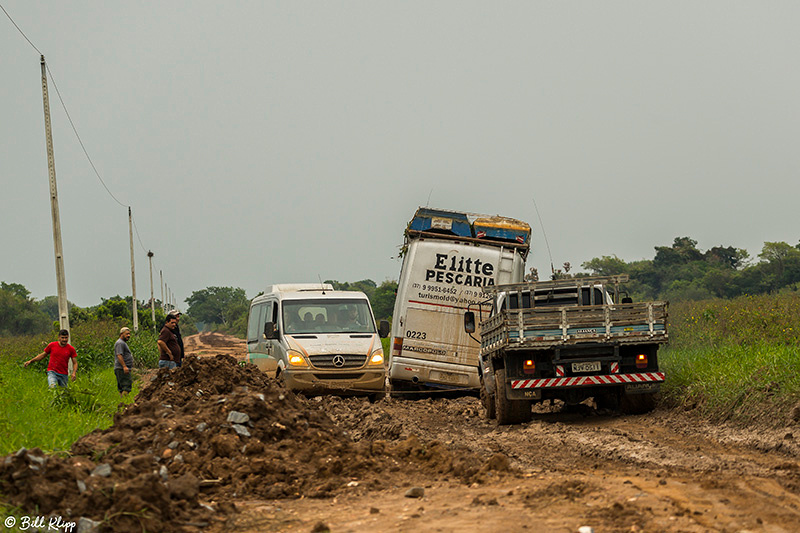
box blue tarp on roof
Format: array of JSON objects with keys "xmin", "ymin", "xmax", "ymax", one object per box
[
  {"xmin": 408, "ymin": 208, "xmax": 473, "ymax": 238},
  {"xmin": 473, "ymin": 221, "xmax": 531, "ymax": 245}
]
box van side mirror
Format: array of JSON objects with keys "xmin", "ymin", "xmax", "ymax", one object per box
[
  {"xmin": 378, "ymin": 320, "xmax": 390, "ymax": 338},
  {"xmin": 264, "ymin": 321, "xmax": 278, "ymax": 340},
  {"xmin": 464, "ymin": 311, "xmax": 476, "ymax": 334}
]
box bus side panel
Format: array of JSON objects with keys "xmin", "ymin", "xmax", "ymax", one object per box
[
  {"xmin": 402, "ymin": 306, "xmax": 479, "ymax": 366},
  {"xmin": 390, "ymin": 239, "xmax": 524, "ymax": 386}
]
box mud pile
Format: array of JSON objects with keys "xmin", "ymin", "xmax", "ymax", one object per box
[{"xmin": 1, "ymin": 355, "xmax": 510, "ymax": 532}]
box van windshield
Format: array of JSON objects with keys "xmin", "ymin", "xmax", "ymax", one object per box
[{"xmin": 282, "ymin": 299, "xmax": 376, "ymax": 334}]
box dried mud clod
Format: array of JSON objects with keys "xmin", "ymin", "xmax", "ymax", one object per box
[{"xmin": 1, "ymin": 355, "xmax": 512, "ymax": 532}]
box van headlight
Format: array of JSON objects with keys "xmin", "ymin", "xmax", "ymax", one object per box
[
  {"xmin": 369, "ymin": 349, "xmax": 384, "ymax": 365},
  {"xmin": 288, "ymin": 350, "xmax": 308, "ymax": 367}
]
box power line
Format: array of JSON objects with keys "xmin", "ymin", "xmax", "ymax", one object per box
[
  {"xmin": 45, "ymin": 64, "xmax": 129, "ymax": 209},
  {"xmin": 0, "ymin": 3, "xmax": 42, "ymax": 55},
  {"xmin": 3, "ymin": 2, "xmax": 178, "ymax": 305},
  {"xmin": 130, "ymin": 212, "xmax": 149, "ymax": 254}
]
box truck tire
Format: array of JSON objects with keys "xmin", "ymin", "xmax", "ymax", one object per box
[
  {"xmin": 481, "ymin": 384, "xmax": 496, "ymax": 420},
  {"xmin": 494, "ymin": 368, "xmax": 531, "ymax": 425},
  {"xmin": 595, "ymin": 390, "xmax": 620, "ymax": 412},
  {"xmin": 620, "ymin": 392, "xmax": 656, "ymax": 415}
]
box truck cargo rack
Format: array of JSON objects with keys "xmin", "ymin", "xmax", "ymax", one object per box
[
  {"xmin": 480, "ymin": 275, "xmax": 630, "ymax": 297},
  {"xmin": 480, "ymin": 301, "xmax": 668, "ymax": 353}
]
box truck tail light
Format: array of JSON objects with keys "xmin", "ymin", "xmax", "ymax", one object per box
[
  {"xmin": 392, "ymin": 337, "xmax": 403, "ymax": 357},
  {"xmin": 636, "ymin": 353, "xmax": 648, "ymax": 369},
  {"xmin": 523, "ymin": 359, "xmax": 535, "ymax": 374}
]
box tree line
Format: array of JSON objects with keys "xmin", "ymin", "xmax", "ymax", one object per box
[
  {"xmin": 5, "ymin": 236, "xmax": 798, "ymax": 337},
  {"xmin": 183, "ymin": 280, "xmax": 398, "ymax": 338},
  {"xmin": 579, "ymin": 237, "xmax": 800, "ymax": 301},
  {"xmin": 0, "ymin": 281, "xmax": 189, "ymax": 337}
]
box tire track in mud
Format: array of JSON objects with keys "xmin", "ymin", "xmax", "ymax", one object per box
[{"xmin": 308, "ymin": 395, "xmax": 800, "ymax": 532}]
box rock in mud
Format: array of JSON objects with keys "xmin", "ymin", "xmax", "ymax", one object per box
[{"xmin": 405, "ymin": 487, "xmax": 425, "ymax": 498}]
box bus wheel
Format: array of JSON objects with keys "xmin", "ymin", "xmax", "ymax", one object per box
[{"xmin": 389, "ymin": 379, "xmax": 409, "ymax": 399}]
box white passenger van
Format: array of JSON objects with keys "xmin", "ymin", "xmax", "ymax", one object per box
[
  {"xmin": 389, "ymin": 208, "xmax": 531, "ymax": 391},
  {"xmin": 246, "ymin": 284, "xmax": 390, "ymax": 397}
]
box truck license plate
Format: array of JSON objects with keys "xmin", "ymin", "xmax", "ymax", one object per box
[
  {"xmin": 430, "ymin": 370, "xmax": 468, "ymax": 384},
  {"xmin": 572, "ymin": 361, "xmax": 601, "ymax": 373}
]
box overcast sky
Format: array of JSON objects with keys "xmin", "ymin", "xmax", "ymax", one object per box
[{"xmin": 2, "ymin": 2, "xmax": 799, "ymax": 308}]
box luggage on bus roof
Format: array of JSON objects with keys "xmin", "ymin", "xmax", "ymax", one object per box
[
  {"xmin": 473, "ymin": 216, "xmax": 531, "ymax": 245},
  {"xmin": 408, "ymin": 208, "xmax": 473, "ymax": 238}
]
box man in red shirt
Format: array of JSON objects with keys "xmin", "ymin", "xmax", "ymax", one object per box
[{"xmin": 24, "ymin": 329, "xmax": 78, "ymax": 387}]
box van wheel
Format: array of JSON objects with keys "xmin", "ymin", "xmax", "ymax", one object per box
[
  {"xmin": 494, "ymin": 368, "xmax": 531, "ymax": 425},
  {"xmin": 276, "ymin": 369, "xmax": 286, "ymax": 388}
]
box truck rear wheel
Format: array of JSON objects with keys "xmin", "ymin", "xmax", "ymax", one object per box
[
  {"xmin": 620, "ymin": 392, "xmax": 656, "ymax": 414},
  {"xmin": 595, "ymin": 390, "xmax": 621, "ymax": 412},
  {"xmin": 494, "ymin": 368, "xmax": 531, "ymax": 425},
  {"xmin": 481, "ymin": 383, "xmax": 496, "ymax": 419}
]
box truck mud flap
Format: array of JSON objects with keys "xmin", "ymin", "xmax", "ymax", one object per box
[
  {"xmin": 507, "ymin": 388, "xmax": 541, "ymax": 400},
  {"xmin": 624, "ymin": 382, "xmax": 660, "ymax": 394}
]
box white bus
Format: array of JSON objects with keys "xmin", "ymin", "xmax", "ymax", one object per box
[{"xmin": 389, "ymin": 208, "xmax": 531, "ymax": 392}]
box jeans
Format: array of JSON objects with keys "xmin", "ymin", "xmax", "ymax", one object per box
[
  {"xmin": 47, "ymin": 371, "xmax": 69, "ymax": 388},
  {"xmin": 158, "ymin": 360, "xmax": 177, "ymax": 370}
]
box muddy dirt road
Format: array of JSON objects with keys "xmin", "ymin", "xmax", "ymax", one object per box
[
  {"xmin": 224, "ymin": 396, "xmax": 800, "ymax": 533},
  {"xmin": 182, "ymin": 334, "xmax": 800, "ymax": 532},
  {"xmin": 3, "ymin": 335, "xmax": 800, "ymax": 532}
]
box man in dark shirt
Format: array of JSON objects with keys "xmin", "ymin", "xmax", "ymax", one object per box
[
  {"xmin": 157, "ymin": 315, "xmax": 181, "ymax": 369},
  {"xmin": 167, "ymin": 309, "xmax": 185, "ymax": 366}
]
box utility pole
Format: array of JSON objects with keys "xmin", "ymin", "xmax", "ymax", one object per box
[
  {"xmin": 160, "ymin": 270, "xmax": 164, "ymax": 311},
  {"xmin": 128, "ymin": 207, "xmax": 138, "ymax": 331},
  {"xmin": 40, "ymin": 55, "xmax": 69, "ymax": 332},
  {"xmin": 147, "ymin": 251, "xmax": 155, "ymax": 329},
  {"xmin": 165, "ymin": 283, "xmax": 169, "ymax": 311}
]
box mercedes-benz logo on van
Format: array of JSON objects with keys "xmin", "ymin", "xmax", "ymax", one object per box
[{"xmin": 332, "ymin": 355, "xmax": 346, "ymax": 368}]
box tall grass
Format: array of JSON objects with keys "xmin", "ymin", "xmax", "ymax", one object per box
[
  {"xmin": 660, "ymin": 293, "xmax": 800, "ymax": 425},
  {"xmin": 0, "ymin": 320, "xmax": 156, "ymax": 455},
  {"xmin": 0, "ymin": 364, "xmax": 139, "ymax": 455}
]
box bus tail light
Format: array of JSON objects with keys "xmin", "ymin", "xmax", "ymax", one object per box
[{"xmin": 392, "ymin": 337, "xmax": 403, "ymax": 357}]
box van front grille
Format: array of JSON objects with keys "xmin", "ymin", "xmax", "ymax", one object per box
[{"xmin": 309, "ymin": 354, "xmax": 366, "ymax": 369}]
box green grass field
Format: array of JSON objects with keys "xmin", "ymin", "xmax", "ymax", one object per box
[
  {"xmin": 0, "ymin": 320, "xmax": 154, "ymax": 455},
  {"xmin": 0, "ymin": 363, "xmax": 139, "ymax": 455},
  {"xmin": 659, "ymin": 293, "xmax": 800, "ymax": 425}
]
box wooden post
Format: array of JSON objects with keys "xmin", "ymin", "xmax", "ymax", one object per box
[
  {"xmin": 148, "ymin": 251, "xmax": 155, "ymax": 329},
  {"xmin": 40, "ymin": 55, "xmax": 69, "ymax": 332},
  {"xmin": 129, "ymin": 207, "xmax": 138, "ymax": 331}
]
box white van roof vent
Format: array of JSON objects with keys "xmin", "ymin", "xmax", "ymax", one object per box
[{"xmin": 266, "ymin": 283, "xmax": 334, "ymax": 294}]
